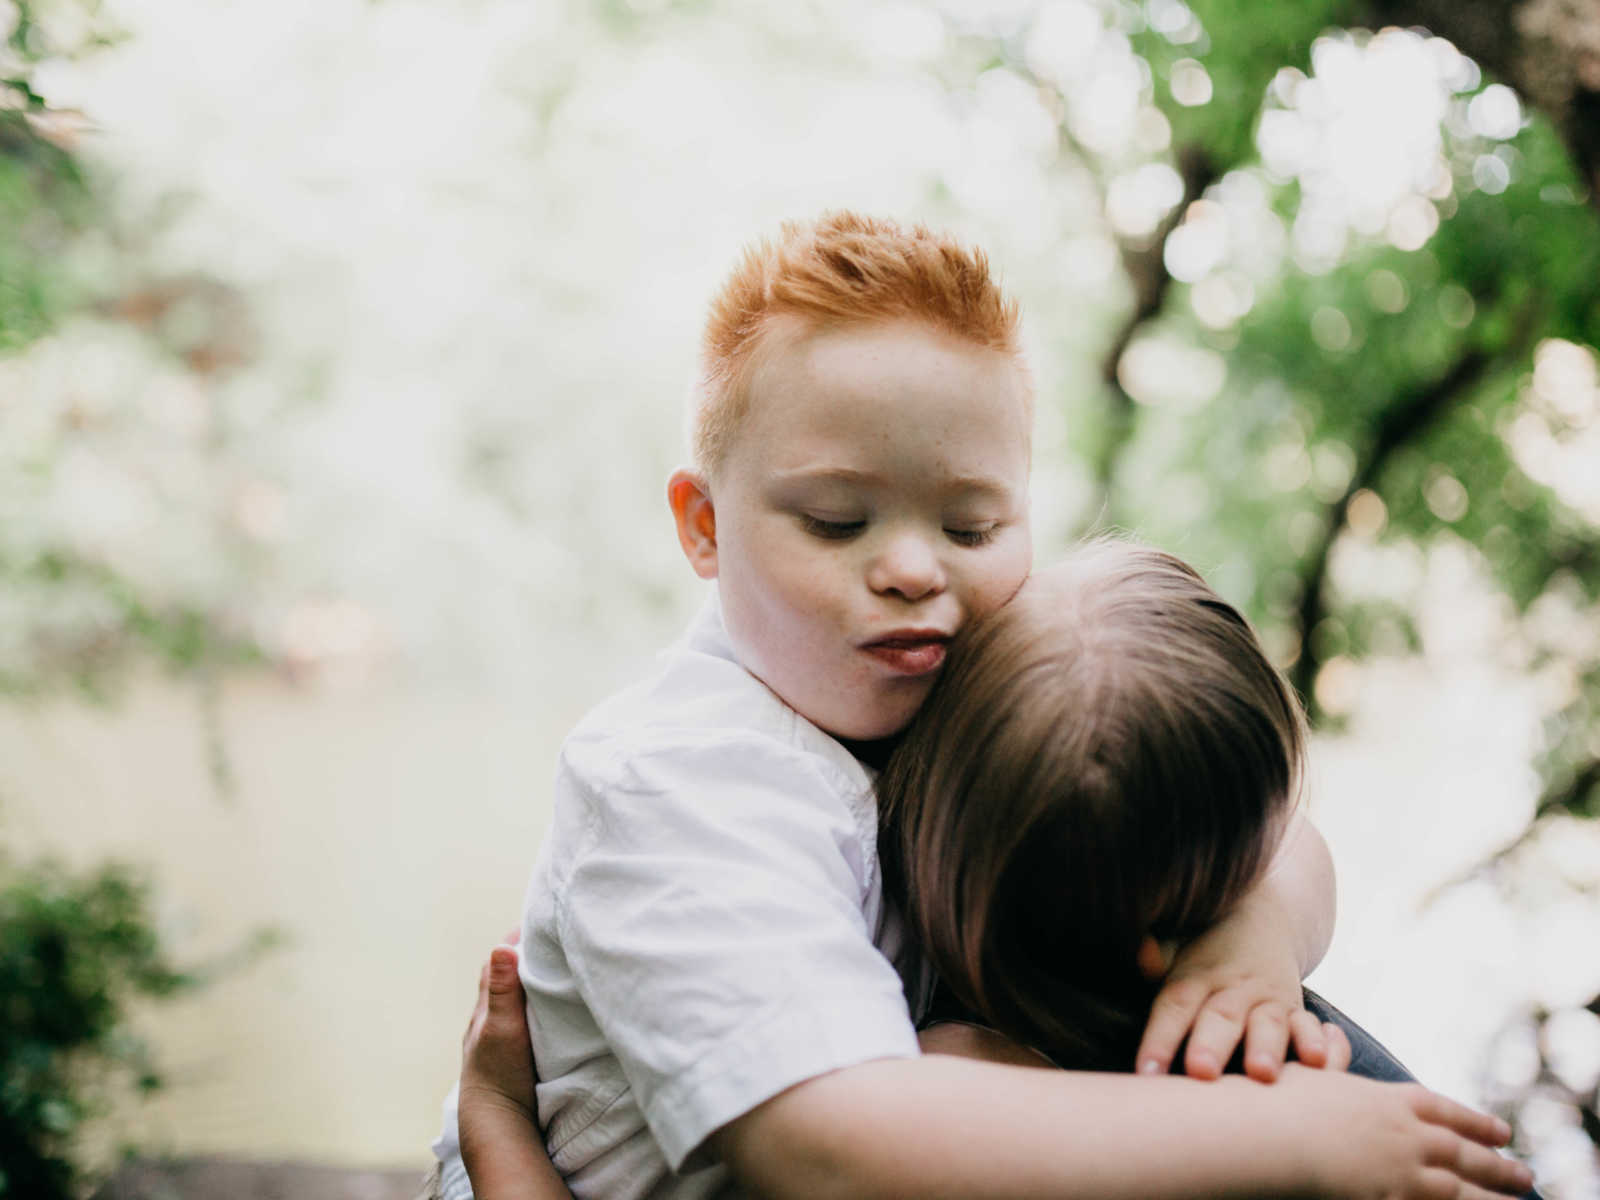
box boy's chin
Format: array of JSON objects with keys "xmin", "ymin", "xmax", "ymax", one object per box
[
  {"xmin": 817, "ymin": 700, "xmax": 920, "ymax": 745},
  {"xmin": 786, "ymin": 678, "xmax": 930, "ymax": 744}
]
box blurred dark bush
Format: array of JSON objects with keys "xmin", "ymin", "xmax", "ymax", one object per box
[{"xmin": 0, "ymin": 854, "xmax": 190, "ymax": 1200}]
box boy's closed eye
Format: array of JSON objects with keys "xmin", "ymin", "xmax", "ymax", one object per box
[
  {"xmin": 799, "ymin": 514, "xmax": 867, "ymax": 539},
  {"xmin": 943, "ymin": 524, "xmax": 999, "ymax": 547},
  {"xmin": 796, "ymin": 513, "xmax": 1003, "ymax": 546}
]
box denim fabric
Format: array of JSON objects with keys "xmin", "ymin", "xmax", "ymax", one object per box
[{"xmin": 1302, "ymin": 988, "xmax": 1416, "ymax": 1083}]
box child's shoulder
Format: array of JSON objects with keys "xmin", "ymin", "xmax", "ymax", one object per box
[
  {"xmin": 561, "ymin": 600, "xmax": 866, "ymax": 795},
  {"xmin": 537, "ymin": 602, "xmax": 880, "ymax": 905}
]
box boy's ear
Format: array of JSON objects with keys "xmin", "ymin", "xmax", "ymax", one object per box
[{"xmin": 667, "ymin": 468, "xmax": 718, "ymax": 580}]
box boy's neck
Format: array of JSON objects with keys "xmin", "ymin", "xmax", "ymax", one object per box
[{"xmin": 836, "ymin": 734, "xmax": 900, "ymax": 773}]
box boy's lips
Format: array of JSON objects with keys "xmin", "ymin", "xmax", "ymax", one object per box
[{"xmin": 860, "ymin": 631, "xmax": 950, "ymax": 676}]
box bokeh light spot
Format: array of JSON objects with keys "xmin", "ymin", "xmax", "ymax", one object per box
[
  {"xmin": 1163, "ymin": 198, "xmax": 1228, "ymax": 282},
  {"xmin": 1346, "ymin": 488, "xmax": 1388, "ymax": 537},
  {"xmin": 1423, "ymin": 469, "xmax": 1469, "ymax": 522},
  {"xmin": 1310, "ymin": 305, "xmax": 1353, "ymax": 352},
  {"xmin": 1438, "ymin": 283, "xmax": 1476, "ymax": 329},
  {"xmin": 1314, "ymin": 655, "xmax": 1361, "ymax": 715},
  {"xmin": 1365, "ymin": 267, "xmax": 1408, "ymax": 313},
  {"xmin": 1170, "ymin": 58, "xmax": 1212, "ymax": 107},
  {"xmin": 1472, "ymin": 153, "xmax": 1511, "ymax": 195},
  {"xmin": 1386, "ymin": 195, "xmax": 1440, "ymax": 251},
  {"xmin": 1467, "ymin": 83, "xmax": 1522, "ymax": 140},
  {"xmin": 1106, "ymin": 161, "xmax": 1185, "ymax": 238}
]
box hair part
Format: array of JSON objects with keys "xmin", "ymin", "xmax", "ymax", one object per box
[
  {"xmin": 692, "ymin": 211, "xmax": 1028, "ymax": 476},
  {"xmin": 879, "ymin": 538, "xmax": 1306, "ymax": 1070}
]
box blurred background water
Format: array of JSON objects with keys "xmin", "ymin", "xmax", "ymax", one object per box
[{"xmin": 2, "ymin": 0, "xmax": 1599, "ymax": 1196}]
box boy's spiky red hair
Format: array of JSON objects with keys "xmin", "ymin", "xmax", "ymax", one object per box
[{"xmin": 692, "ymin": 211, "xmax": 1027, "ymax": 475}]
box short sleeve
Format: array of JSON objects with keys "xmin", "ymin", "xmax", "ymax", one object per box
[{"xmin": 554, "ymin": 733, "xmax": 920, "ymax": 1170}]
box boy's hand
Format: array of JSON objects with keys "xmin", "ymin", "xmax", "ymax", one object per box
[
  {"xmin": 1135, "ymin": 896, "xmax": 1333, "ymax": 1082},
  {"xmin": 458, "ymin": 935, "xmax": 576, "ymax": 1200},
  {"xmin": 1272, "ymin": 1066, "xmax": 1533, "ymax": 1199},
  {"xmin": 459, "ymin": 936, "xmax": 537, "ymax": 1131}
]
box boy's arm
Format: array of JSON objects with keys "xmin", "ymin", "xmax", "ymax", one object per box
[
  {"xmin": 451, "ymin": 924, "xmax": 1530, "ymax": 1200},
  {"xmin": 1135, "ymin": 810, "xmax": 1337, "ymax": 1080},
  {"xmin": 449, "ymin": 929, "xmax": 1530, "ymax": 1200},
  {"xmin": 712, "ymin": 1053, "xmax": 1530, "ymax": 1200}
]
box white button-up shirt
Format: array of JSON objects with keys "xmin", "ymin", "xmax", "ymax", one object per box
[{"xmin": 434, "ymin": 600, "xmax": 922, "ymax": 1199}]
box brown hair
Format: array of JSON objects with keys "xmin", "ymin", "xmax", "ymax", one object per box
[
  {"xmin": 878, "ymin": 539, "xmax": 1306, "ymax": 1070},
  {"xmin": 693, "ymin": 211, "xmax": 1028, "ymax": 475}
]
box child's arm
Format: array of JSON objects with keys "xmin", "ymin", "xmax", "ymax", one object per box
[
  {"xmin": 1135, "ymin": 809, "xmax": 1337, "ymax": 1081},
  {"xmin": 713, "ymin": 1053, "xmax": 1529, "ymax": 1200},
  {"xmin": 452, "ymin": 921, "xmax": 1526, "ymax": 1200},
  {"xmin": 457, "ymin": 943, "xmax": 574, "ymax": 1200},
  {"xmin": 455, "ymin": 942, "xmax": 1521, "ymax": 1200}
]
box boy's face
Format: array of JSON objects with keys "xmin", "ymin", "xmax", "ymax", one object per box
[{"xmin": 683, "ymin": 318, "xmax": 1033, "ymax": 740}]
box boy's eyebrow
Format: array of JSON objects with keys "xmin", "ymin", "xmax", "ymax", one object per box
[
  {"xmin": 769, "ymin": 466, "xmax": 1017, "ymax": 500},
  {"xmin": 769, "ymin": 467, "xmax": 883, "ymax": 487},
  {"xmin": 939, "ymin": 475, "xmax": 1018, "ymax": 501}
]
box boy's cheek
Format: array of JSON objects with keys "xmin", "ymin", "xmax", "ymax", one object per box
[{"xmin": 971, "ymin": 535, "xmax": 1033, "ymax": 616}]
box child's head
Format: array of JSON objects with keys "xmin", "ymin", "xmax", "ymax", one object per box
[
  {"xmin": 879, "ymin": 539, "xmax": 1306, "ymax": 1069},
  {"xmin": 669, "ymin": 213, "xmax": 1036, "ymax": 740}
]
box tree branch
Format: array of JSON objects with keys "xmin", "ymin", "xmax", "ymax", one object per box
[
  {"xmin": 999, "ymin": 49, "xmax": 1219, "ymax": 536},
  {"xmin": 1289, "ymin": 347, "xmax": 1496, "ymax": 707},
  {"xmin": 1082, "ymin": 144, "xmax": 1218, "ymax": 532},
  {"xmin": 1288, "ymin": 300, "xmax": 1541, "ymax": 711}
]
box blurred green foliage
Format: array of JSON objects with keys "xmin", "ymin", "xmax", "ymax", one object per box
[
  {"xmin": 977, "ymin": 1, "xmax": 1600, "ymax": 816},
  {"xmin": 0, "ymin": 113, "xmax": 83, "ymax": 353},
  {"xmin": 1, "ymin": 0, "xmax": 261, "ymax": 701},
  {"xmin": 0, "ymin": 0, "xmax": 94, "ymax": 353},
  {"xmin": 0, "ymin": 856, "xmax": 191, "ymax": 1200},
  {"xmin": 977, "ymin": 0, "xmax": 1600, "ymax": 1166},
  {"xmin": 1, "ymin": 3, "xmax": 233, "ymax": 1191}
]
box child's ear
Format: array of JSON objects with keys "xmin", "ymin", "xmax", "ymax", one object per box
[
  {"xmin": 1135, "ymin": 935, "xmax": 1176, "ymax": 981},
  {"xmin": 667, "ymin": 468, "xmax": 718, "ymax": 580}
]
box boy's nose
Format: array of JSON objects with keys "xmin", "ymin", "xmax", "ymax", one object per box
[{"xmin": 867, "ymin": 534, "xmax": 946, "ymax": 602}]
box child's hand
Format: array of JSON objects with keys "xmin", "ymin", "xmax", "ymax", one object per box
[
  {"xmin": 1135, "ymin": 897, "xmax": 1333, "ymax": 1082},
  {"xmin": 1271, "ymin": 1066, "xmax": 1533, "ymax": 1198},
  {"xmin": 458, "ymin": 935, "xmax": 576, "ymax": 1200},
  {"xmin": 459, "ymin": 936, "xmax": 537, "ymax": 1132}
]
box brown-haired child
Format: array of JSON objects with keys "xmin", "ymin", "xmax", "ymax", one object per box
[{"xmin": 881, "ymin": 539, "xmax": 1308, "ymax": 1072}]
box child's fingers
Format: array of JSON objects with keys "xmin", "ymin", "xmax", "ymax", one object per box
[
  {"xmin": 1411, "ymin": 1087, "xmax": 1513, "ymax": 1147},
  {"xmin": 1288, "ymin": 1008, "xmax": 1328, "ymax": 1068},
  {"xmin": 488, "ymin": 944, "xmax": 521, "ymax": 999},
  {"xmin": 1182, "ymin": 999, "xmax": 1249, "ymax": 1081},
  {"xmin": 1422, "ymin": 1134, "xmax": 1535, "ymax": 1196},
  {"xmin": 1320, "ymin": 1022, "xmax": 1351, "ymax": 1072},
  {"xmin": 1424, "ymin": 1169, "xmax": 1535, "ymax": 1200},
  {"xmin": 1136, "ymin": 980, "xmax": 1210, "ymax": 1075},
  {"xmin": 501, "ymin": 926, "xmax": 520, "ymax": 946},
  {"xmin": 1447, "ymin": 1184, "xmax": 1535, "ymax": 1200},
  {"xmin": 1242, "ymin": 1004, "xmax": 1290, "ymax": 1082}
]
